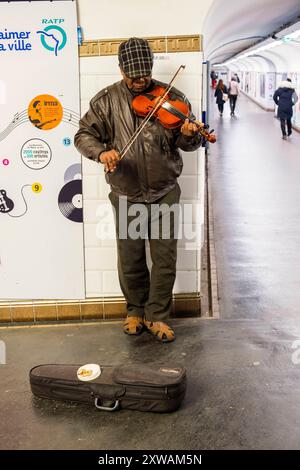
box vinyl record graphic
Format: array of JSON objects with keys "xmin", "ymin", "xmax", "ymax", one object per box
[
  {"xmin": 58, "ymin": 179, "xmax": 83, "ymax": 223},
  {"xmin": 64, "ymin": 163, "xmax": 82, "ymax": 183}
]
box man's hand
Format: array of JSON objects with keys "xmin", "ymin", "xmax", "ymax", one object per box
[
  {"xmin": 99, "ymin": 149, "xmax": 120, "ymax": 172},
  {"xmin": 180, "ymin": 119, "xmax": 203, "ymax": 137}
]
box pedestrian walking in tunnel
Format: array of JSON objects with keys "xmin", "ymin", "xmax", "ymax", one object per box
[
  {"xmin": 273, "ymin": 78, "xmax": 298, "ymax": 140},
  {"xmin": 233, "ymin": 73, "xmax": 240, "ymax": 83},
  {"xmin": 210, "ymin": 69, "xmax": 218, "ymax": 88},
  {"xmin": 228, "ymin": 76, "xmax": 240, "ymax": 116},
  {"xmin": 214, "ymin": 79, "xmax": 228, "ymax": 116}
]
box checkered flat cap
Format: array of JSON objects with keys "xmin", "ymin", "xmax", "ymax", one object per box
[{"xmin": 118, "ymin": 37, "xmax": 153, "ymax": 79}]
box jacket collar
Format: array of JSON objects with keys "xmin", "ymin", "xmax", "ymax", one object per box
[{"xmin": 279, "ymin": 81, "xmax": 294, "ymax": 89}]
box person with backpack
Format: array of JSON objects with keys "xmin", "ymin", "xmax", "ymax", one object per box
[{"xmin": 273, "ymin": 78, "xmax": 298, "ymax": 140}]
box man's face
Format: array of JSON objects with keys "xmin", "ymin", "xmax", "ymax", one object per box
[{"xmin": 120, "ymin": 68, "xmax": 152, "ymax": 94}]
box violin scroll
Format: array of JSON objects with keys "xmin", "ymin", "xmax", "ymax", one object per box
[{"xmin": 189, "ymin": 120, "xmax": 216, "ymax": 144}]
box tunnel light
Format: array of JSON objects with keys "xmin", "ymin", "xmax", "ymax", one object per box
[
  {"xmin": 241, "ymin": 41, "xmax": 283, "ymax": 57},
  {"xmin": 282, "ymin": 29, "xmax": 300, "ymax": 41},
  {"xmin": 255, "ymin": 41, "xmax": 283, "ymax": 52},
  {"xmin": 240, "ymin": 52, "xmax": 253, "ymax": 58},
  {"xmin": 223, "ymin": 38, "xmax": 284, "ymax": 66},
  {"xmin": 218, "ymin": 25, "xmax": 300, "ymax": 68}
]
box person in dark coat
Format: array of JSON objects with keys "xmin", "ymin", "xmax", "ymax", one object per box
[
  {"xmin": 273, "ymin": 79, "xmax": 298, "ymax": 140},
  {"xmin": 234, "ymin": 73, "xmax": 240, "ymax": 84},
  {"xmin": 214, "ymin": 79, "xmax": 228, "ymax": 116}
]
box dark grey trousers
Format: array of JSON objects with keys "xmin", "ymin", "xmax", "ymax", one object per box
[
  {"xmin": 280, "ymin": 118, "xmax": 292, "ymax": 137},
  {"xmin": 109, "ymin": 184, "xmax": 181, "ymax": 322},
  {"xmin": 229, "ymin": 95, "xmax": 237, "ymax": 113}
]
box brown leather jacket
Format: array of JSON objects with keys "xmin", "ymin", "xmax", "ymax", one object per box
[{"xmin": 74, "ymin": 79, "xmax": 203, "ymax": 202}]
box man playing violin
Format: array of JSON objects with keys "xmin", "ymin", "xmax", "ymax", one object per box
[{"xmin": 75, "ymin": 37, "xmax": 203, "ymax": 343}]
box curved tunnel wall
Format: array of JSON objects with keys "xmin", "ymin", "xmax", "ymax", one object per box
[{"xmin": 204, "ymin": 0, "xmax": 300, "ymax": 127}]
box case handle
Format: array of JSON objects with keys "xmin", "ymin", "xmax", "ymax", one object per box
[{"xmin": 94, "ymin": 397, "xmax": 119, "ymax": 411}]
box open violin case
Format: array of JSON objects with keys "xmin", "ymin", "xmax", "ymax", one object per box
[{"xmin": 30, "ymin": 363, "xmax": 187, "ymax": 413}]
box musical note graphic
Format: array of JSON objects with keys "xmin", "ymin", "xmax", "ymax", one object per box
[
  {"xmin": 0, "ymin": 109, "xmax": 28, "ymax": 142},
  {"xmin": 0, "ymin": 107, "xmax": 80, "ymax": 142},
  {"xmin": 62, "ymin": 108, "xmax": 79, "ymax": 127},
  {"xmin": 12, "ymin": 112, "xmax": 20, "ymax": 123}
]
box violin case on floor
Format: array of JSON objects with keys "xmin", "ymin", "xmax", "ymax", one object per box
[{"xmin": 29, "ymin": 364, "xmax": 187, "ymax": 413}]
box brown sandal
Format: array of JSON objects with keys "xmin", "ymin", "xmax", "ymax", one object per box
[
  {"xmin": 144, "ymin": 320, "xmax": 175, "ymax": 343},
  {"xmin": 123, "ymin": 316, "xmax": 144, "ymax": 335}
]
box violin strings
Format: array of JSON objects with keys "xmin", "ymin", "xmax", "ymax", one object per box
[
  {"xmin": 119, "ymin": 66, "xmax": 184, "ymax": 157},
  {"xmin": 119, "ymin": 81, "xmax": 176, "ymax": 158},
  {"xmin": 160, "ymin": 101, "xmax": 210, "ymax": 140},
  {"xmin": 119, "ymin": 65, "xmax": 185, "ymax": 160}
]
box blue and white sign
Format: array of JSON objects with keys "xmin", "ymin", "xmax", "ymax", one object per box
[{"xmin": 0, "ymin": 1, "xmax": 85, "ymax": 299}]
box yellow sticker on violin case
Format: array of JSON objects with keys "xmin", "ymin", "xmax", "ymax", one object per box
[{"xmin": 77, "ymin": 363, "xmax": 101, "ymax": 382}]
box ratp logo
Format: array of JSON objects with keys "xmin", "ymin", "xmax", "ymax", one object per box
[
  {"xmin": 37, "ymin": 19, "xmax": 67, "ymax": 56},
  {"xmin": 0, "ymin": 340, "xmax": 6, "ymax": 365}
]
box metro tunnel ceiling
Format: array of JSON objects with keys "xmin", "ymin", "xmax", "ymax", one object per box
[{"xmin": 203, "ymin": 0, "xmax": 300, "ymax": 65}]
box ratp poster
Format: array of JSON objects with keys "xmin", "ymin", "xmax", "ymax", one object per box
[{"xmin": 0, "ymin": 0, "xmax": 85, "ymax": 299}]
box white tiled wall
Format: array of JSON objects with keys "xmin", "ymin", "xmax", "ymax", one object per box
[{"xmin": 80, "ymin": 52, "xmax": 205, "ymax": 297}]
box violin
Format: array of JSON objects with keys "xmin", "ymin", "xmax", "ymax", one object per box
[
  {"xmin": 107, "ymin": 65, "xmax": 216, "ymax": 171},
  {"xmin": 132, "ymin": 84, "xmax": 216, "ymax": 143}
]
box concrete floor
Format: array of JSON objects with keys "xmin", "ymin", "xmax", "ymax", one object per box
[
  {"xmin": 209, "ymin": 93, "xmax": 300, "ymax": 321},
  {"xmin": 1, "ymin": 92, "xmax": 300, "ymax": 450}
]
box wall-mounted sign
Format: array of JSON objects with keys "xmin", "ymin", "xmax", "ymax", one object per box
[{"xmin": 0, "ymin": 0, "xmax": 85, "ymax": 299}]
